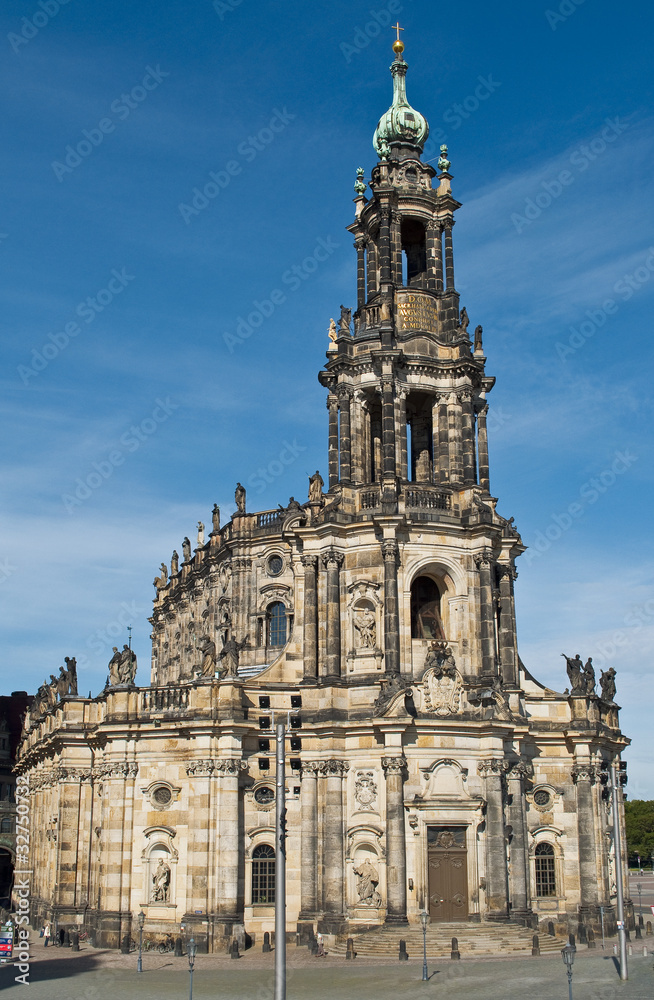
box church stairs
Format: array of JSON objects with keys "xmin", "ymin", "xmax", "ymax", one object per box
[{"xmin": 330, "ymin": 921, "xmax": 565, "ymax": 957}]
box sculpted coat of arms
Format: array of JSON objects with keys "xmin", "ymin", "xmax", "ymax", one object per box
[
  {"xmin": 422, "ymin": 642, "xmax": 463, "ymax": 717},
  {"xmin": 354, "ymin": 770, "xmax": 377, "ymax": 810}
]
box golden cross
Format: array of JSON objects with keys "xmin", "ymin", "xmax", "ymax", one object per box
[{"xmin": 392, "ymin": 22, "xmax": 404, "ymax": 42}]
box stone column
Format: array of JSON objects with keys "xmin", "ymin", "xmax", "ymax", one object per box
[
  {"xmin": 301, "ymin": 556, "xmax": 318, "ymax": 679},
  {"xmin": 572, "ymin": 762, "xmax": 599, "ymax": 918},
  {"xmin": 382, "ymin": 756, "xmax": 408, "ymax": 924},
  {"xmin": 475, "ymin": 551, "xmax": 496, "ymax": 675},
  {"xmin": 299, "ymin": 762, "xmax": 319, "ymax": 918},
  {"xmin": 506, "ymin": 762, "xmax": 532, "ymax": 920},
  {"xmin": 185, "ymin": 760, "xmax": 214, "ymax": 943},
  {"xmin": 478, "ymin": 759, "xmax": 509, "ymax": 920},
  {"xmin": 391, "ymin": 210, "xmax": 402, "ymax": 285},
  {"xmin": 382, "ymin": 540, "xmax": 400, "ymax": 676},
  {"xmin": 448, "ymin": 393, "xmax": 463, "ymax": 484},
  {"xmin": 437, "ymin": 397, "xmax": 449, "ymax": 484},
  {"xmin": 444, "ymin": 222, "xmax": 455, "ymax": 290},
  {"xmin": 327, "ymin": 394, "xmax": 339, "ymax": 489},
  {"xmin": 319, "ymin": 759, "xmax": 349, "ymax": 931},
  {"xmin": 426, "ymin": 222, "xmax": 440, "ymax": 292},
  {"xmin": 355, "ymin": 238, "xmax": 366, "ymax": 310},
  {"xmin": 352, "ymin": 391, "xmax": 364, "ymax": 484},
  {"xmin": 497, "ymin": 565, "xmax": 518, "ymax": 687},
  {"xmin": 461, "ymin": 391, "xmax": 476, "ymax": 484},
  {"xmin": 477, "ymin": 404, "xmax": 490, "ymax": 492},
  {"xmin": 338, "ymin": 388, "xmax": 352, "ymax": 483},
  {"xmin": 366, "ymin": 239, "xmax": 377, "ymax": 299},
  {"xmin": 434, "ymin": 223, "xmax": 443, "ymax": 292},
  {"xmin": 215, "ymin": 760, "xmax": 243, "ymax": 926},
  {"xmin": 397, "ymin": 390, "xmax": 408, "ymax": 480},
  {"xmin": 380, "ymin": 377, "xmax": 396, "ymax": 480},
  {"xmin": 379, "ymin": 208, "xmax": 391, "ymax": 285},
  {"xmin": 322, "ymin": 549, "xmax": 344, "ymax": 678}
]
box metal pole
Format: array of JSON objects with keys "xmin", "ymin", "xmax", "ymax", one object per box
[
  {"xmin": 636, "ymin": 883, "xmax": 642, "ymax": 916},
  {"xmin": 611, "ymin": 763, "xmax": 628, "ymax": 981},
  {"xmin": 422, "ymin": 922, "xmax": 428, "ymax": 981},
  {"xmin": 599, "ymin": 905, "xmax": 605, "ymax": 950},
  {"xmin": 137, "ymin": 925, "xmax": 143, "ymax": 973},
  {"xmin": 274, "ymin": 720, "xmax": 286, "ymax": 1000},
  {"xmin": 567, "ymin": 968, "xmax": 573, "ymax": 1000}
]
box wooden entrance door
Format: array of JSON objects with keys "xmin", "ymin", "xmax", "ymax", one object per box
[{"xmin": 427, "ymin": 827, "xmax": 468, "ymax": 922}]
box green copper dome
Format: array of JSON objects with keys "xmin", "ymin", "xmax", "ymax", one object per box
[{"xmin": 373, "ymin": 52, "xmax": 429, "ymax": 160}]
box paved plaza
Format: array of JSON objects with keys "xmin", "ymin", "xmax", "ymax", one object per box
[{"xmin": 2, "ymin": 935, "xmax": 653, "ymax": 1000}]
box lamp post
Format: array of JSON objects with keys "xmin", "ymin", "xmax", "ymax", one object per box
[
  {"xmin": 636, "ymin": 882, "xmax": 642, "ymax": 917},
  {"xmin": 136, "ymin": 910, "xmax": 145, "ymax": 973},
  {"xmin": 420, "ymin": 909, "xmax": 429, "ymax": 981},
  {"xmin": 611, "ymin": 762, "xmax": 628, "ymax": 981},
  {"xmin": 187, "ymin": 936, "xmax": 197, "ymax": 1000},
  {"xmin": 561, "ymin": 943, "xmax": 576, "ymax": 1000},
  {"xmin": 274, "ymin": 719, "xmax": 287, "ymax": 1000}
]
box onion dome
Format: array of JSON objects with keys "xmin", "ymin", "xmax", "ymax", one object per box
[{"xmin": 372, "ymin": 38, "xmax": 429, "ymax": 160}]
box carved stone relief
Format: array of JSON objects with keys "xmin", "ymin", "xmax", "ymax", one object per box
[
  {"xmin": 421, "ymin": 642, "xmax": 463, "ymax": 716},
  {"xmin": 354, "ymin": 770, "xmax": 378, "ymax": 810}
]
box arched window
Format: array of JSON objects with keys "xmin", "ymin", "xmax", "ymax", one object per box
[
  {"xmin": 252, "ymin": 844, "xmax": 275, "ymax": 904},
  {"xmin": 411, "ymin": 576, "xmax": 445, "ymax": 639},
  {"xmin": 534, "ymin": 843, "xmax": 556, "ymax": 897},
  {"xmin": 267, "ymin": 602, "xmax": 287, "ymax": 648}
]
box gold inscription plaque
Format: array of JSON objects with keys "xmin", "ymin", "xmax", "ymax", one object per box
[{"xmin": 396, "ymin": 292, "xmax": 438, "ymax": 333}]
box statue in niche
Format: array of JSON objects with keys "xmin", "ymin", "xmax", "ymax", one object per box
[
  {"xmin": 422, "ymin": 642, "xmax": 463, "ymax": 717},
  {"xmin": 235, "ymin": 482, "xmax": 246, "ymax": 514},
  {"xmin": 582, "ymin": 657, "xmax": 596, "ymax": 695},
  {"xmin": 151, "ymin": 859, "xmax": 171, "ymax": 902},
  {"xmin": 600, "ymin": 667, "xmax": 617, "ymax": 703},
  {"xmin": 170, "ymin": 550, "xmax": 179, "ymax": 575},
  {"xmin": 199, "ymin": 636, "xmax": 217, "ymax": 677},
  {"xmin": 218, "ymin": 634, "xmax": 249, "ymax": 678},
  {"xmin": 212, "ymin": 504, "xmax": 221, "ymax": 533},
  {"xmin": 118, "ymin": 644, "xmax": 137, "ymax": 684},
  {"xmin": 308, "ymin": 470, "xmax": 324, "ymax": 502},
  {"xmin": 353, "ymin": 859, "xmax": 382, "ymax": 907},
  {"xmin": 182, "ymin": 537, "xmax": 192, "ymax": 562},
  {"xmin": 562, "ymin": 653, "xmax": 584, "ymax": 694},
  {"xmin": 474, "ymin": 324, "xmax": 483, "ymax": 352},
  {"xmin": 339, "ymin": 305, "xmax": 352, "ymax": 333},
  {"xmin": 459, "ymin": 306, "xmax": 469, "ymax": 334},
  {"xmin": 196, "ymin": 522, "xmax": 205, "ymax": 546},
  {"xmin": 154, "ymin": 562, "xmax": 168, "ymax": 590},
  {"xmin": 354, "ymin": 771, "xmax": 377, "ymax": 810},
  {"xmin": 353, "ymin": 608, "xmax": 376, "ymax": 649},
  {"xmin": 108, "ymin": 647, "xmax": 122, "ymax": 686}
]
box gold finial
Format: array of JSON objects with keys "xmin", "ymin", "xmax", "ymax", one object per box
[{"xmin": 392, "ymin": 21, "xmax": 405, "ymax": 55}]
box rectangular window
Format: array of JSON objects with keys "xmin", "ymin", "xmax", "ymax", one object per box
[
  {"xmin": 535, "ymin": 856, "xmax": 557, "ymax": 897},
  {"xmin": 252, "ymin": 859, "xmax": 276, "ymax": 904}
]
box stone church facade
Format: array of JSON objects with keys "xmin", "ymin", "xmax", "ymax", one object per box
[{"xmin": 17, "ymin": 40, "xmax": 630, "ymax": 952}]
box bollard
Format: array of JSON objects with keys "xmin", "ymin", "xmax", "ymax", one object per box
[
  {"xmin": 613, "ymin": 944, "xmax": 617, "ymax": 955},
  {"xmin": 587, "ymin": 928, "xmax": 596, "ymax": 949},
  {"xmin": 628, "ymin": 944, "xmax": 632, "ymax": 956},
  {"xmin": 230, "ymin": 938, "xmax": 240, "ymax": 960},
  {"xmin": 578, "ymin": 924, "xmax": 587, "ymax": 944},
  {"xmin": 263, "ymin": 931, "xmax": 271, "ymax": 953},
  {"xmin": 70, "ymin": 929, "xmax": 79, "ymax": 952},
  {"xmin": 547, "ymin": 921, "xmax": 555, "ymax": 937},
  {"xmin": 635, "ymin": 924, "xmax": 642, "ymax": 940},
  {"xmin": 175, "ymin": 936, "xmax": 183, "ymax": 957},
  {"xmin": 643, "ymin": 947, "xmax": 647, "ymax": 956},
  {"xmin": 532, "ymin": 934, "xmax": 540, "ymax": 957},
  {"xmin": 346, "ymin": 937, "xmax": 356, "ymax": 960},
  {"xmin": 569, "ymin": 933, "xmax": 576, "ymax": 948},
  {"xmin": 451, "ymin": 936, "xmax": 460, "ymax": 960},
  {"xmin": 399, "ymin": 939, "xmax": 409, "ymax": 961},
  {"xmin": 120, "ymin": 934, "xmax": 131, "ymax": 955},
  {"xmin": 639, "ymin": 914, "xmax": 644, "ymax": 928},
  {"xmin": 647, "ymin": 921, "xmax": 652, "ymax": 936}
]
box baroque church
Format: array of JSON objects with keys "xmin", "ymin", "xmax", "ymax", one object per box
[{"xmin": 16, "ymin": 37, "xmax": 630, "ymax": 953}]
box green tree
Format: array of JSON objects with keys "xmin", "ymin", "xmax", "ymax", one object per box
[{"xmin": 624, "ymin": 800, "xmax": 654, "ymax": 865}]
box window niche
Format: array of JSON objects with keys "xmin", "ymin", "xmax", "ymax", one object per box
[
  {"xmin": 141, "ymin": 826, "xmax": 178, "ymax": 913},
  {"xmin": 346, "ymin": 581, "xmax": 383, "ymax": 674}
]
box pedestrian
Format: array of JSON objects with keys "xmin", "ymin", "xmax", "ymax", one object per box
[
  {"xmin": 316, "ymin": 932, "xmax": 326, "ymax": 957},
  {"xmin": 43, "ymin": 921, "xmax": 51, "ymax": 947}
]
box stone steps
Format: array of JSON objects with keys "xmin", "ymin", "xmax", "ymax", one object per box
[{"xmin": 330, "ymin": 922, "xmax": 564, "ymax": 957}]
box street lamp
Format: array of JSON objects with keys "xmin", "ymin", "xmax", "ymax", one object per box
[
  {"xmin": 187, "ymin": 936, "xmax": 197, "ymax": 1000},
  {"xmin": 636, "ymin": 882, "xmax": 643, "ymax": 916},
  {"xmin": 136, "ymin": 910, "xmax": 145, "ymax": 973},
  {"xmin": 420, "ymin": 909, "xmax": 429, "ymax": 981},
  {"xmin": 561, "ymin": 943, "xmax": 576, "ymax": 1000}
]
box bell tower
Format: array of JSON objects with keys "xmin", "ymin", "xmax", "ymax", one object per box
[{"xmin": 319, "ymin": 34, "xmax": 494, "ymax": 509}]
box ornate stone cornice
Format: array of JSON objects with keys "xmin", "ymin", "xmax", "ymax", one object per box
[
  {"xmin": 322, "ymin": 549, "xmax": 344, "ymax": 569},
  {"xmin": 477, "ymin": 758, "xmax": 509, "ymax": 777},
  {"xmin": 300, "ymin": 555, "xmax": 318, "ymax": 570},
  {"xmin": 381, "ymin": 756, "xmax": 407, "ymax": 776},
  {"xmin": 215, "ymin": 759, "xmax": 248, "ymax": 776},
  {"xmin": 505, "ymin": 761, "xmax": 533, "ymax": 779},
  {"xmin": 381, "ymin": 540, "xmax": 399, "ymax": 562},
  {"xmin": 474, "ymin": 550, "xmax": 494, "ymax": 568},
  {"xmin": 93, "ymin": 762, "xmax": 138, "ymax": 780},
  {"xmin": 301, "ymin": 760, "xmax": 322, "ymax": 777},
  {"xmin": 571, "ymin": 764, "xmax": 597, "ymax": 784},
  {"xmin": 185, "ymin": 760, "xmax": 215, "ymax": 777},
  {"xmin": 315, "ymin": 759, "xmax": 349, "ymax": 777},
  {"xmin": 57, "ymin": 767, "xmax": 92, "ymax": 783}
]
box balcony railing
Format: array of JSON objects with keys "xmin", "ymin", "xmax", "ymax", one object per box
[
  {"xmin": 141, "ymin": 686, "xmax": 190, "ymax": 713},
  {"xmin": 405, "ymin": 488, "xmax": 451, "ymax": 511}
]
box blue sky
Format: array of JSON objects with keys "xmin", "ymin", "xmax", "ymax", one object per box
[{"xmin": 2, "ymin": 1, "xmax": 653, "ymax": 795}]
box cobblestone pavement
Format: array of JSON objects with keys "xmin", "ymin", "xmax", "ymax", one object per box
[{"xmin": 1, "ymin": 935, "xmax": 653, "ymax": 1000}]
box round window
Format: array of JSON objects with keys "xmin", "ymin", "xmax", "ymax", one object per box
[
  {"xmin": 152, "ymin": 786, "xmax": 172, "ymax": 806},
  {"xmin": 534, "ymin": 790, "xmax": 551, "ymax": 807},
  {"xmin": 268, "ymin": 555, "xmax": 283, "ymax": 576},
  {"xmin": 254, "ymin": 786, "xmax": 274, "ymax": 805}
]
